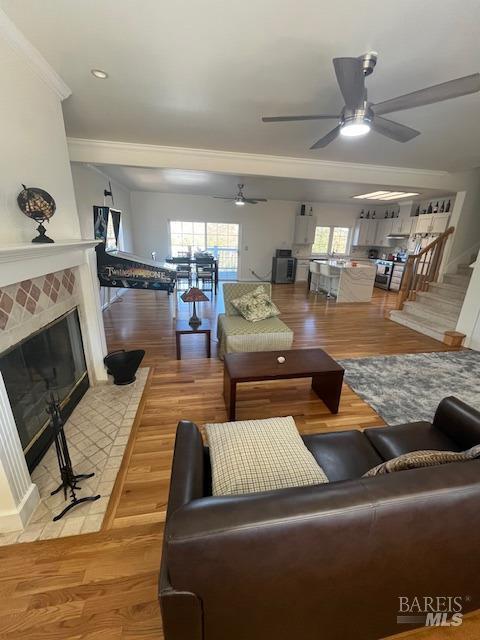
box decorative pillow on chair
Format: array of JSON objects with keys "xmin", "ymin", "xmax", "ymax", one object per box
[
  {"xmin": 363, "ymin": 444, "xmax": 480, "ymax": 477},
  {"xmin": 206, "ymin": 416, "xmax": 329, "ymax": 495},
  {"xmin": 230, "ymin": 285, "xmax": 281, "ymax": 322}
]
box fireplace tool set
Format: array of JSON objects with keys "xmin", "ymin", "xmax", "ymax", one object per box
[{"xmin": 46, "ymin": 394, "xmax": 100, "ymax": 521}]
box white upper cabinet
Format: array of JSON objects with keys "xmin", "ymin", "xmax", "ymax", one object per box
[
  {"xmin": 352, "ymin": 219, "xmax": 378, "ymax": 246},
  {"xmin": 375, "ymin": 218, "xmax": 393, "ymax": 245},
  {"xmin": 430, "ymin": 213, "xmax": 450, "ymax": 234},
  {"xmin": 412, "ymin": 213, "xmax": 450, "ymax": 235},
  {"xmin": 294, "ymin": 215, "xmax": 316, "ymax": 244}
]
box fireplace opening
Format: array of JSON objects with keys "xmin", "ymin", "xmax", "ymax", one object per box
[{"xmin": 0, "ymin": 308, "xmax": 89, "ymax": 471}]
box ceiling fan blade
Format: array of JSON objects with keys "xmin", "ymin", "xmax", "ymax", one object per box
[
  {"xmin": 310, "ymin": 125, "xmax": 342, "ymax": 149},
  {"xmin": 212, "ymin": 196, "xmax": 234, "ymax": 200},
  {"xmin": 371, "ymin": 116, "xmax": 420, "ymax": 142},
  {"xmin": 262, "ymin": 114, "xmax": 339, "ymax": 122},
  {"xmin": 333, "ymin": 57, "xmax": 365, "ymax": 109},
  {"xmin": 373, "ymin": 73, "xmax": 480, "ymax": 115},
  {"xmin": 244, "ymin": 198, "xmax": 268, "ymax": 204}
]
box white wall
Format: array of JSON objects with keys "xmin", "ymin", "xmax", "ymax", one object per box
[
  {"xmin": 457, "ymin": 258, "xmax": 480, "ymax": 350},
  {"xmin": 0, "ymin": 36, "xmax": 80, "ymax": 245},
  {"xmin": 129, "ymin": 192, "xmax": 361, "ymax": 280},
  {"xmin": 130, "ymin": 191, "xmax": 299, "ymax": 280},
  {"xmin": 71, "ymin": 163, "xmax": 133, "ymax": 251},
  {"xmin": 70, "ymin": 163, "xmax": 134, "ymax": 307},
  {"xmin": 444, "ymin": 169, "xmax": 480, "ymax": 272}
]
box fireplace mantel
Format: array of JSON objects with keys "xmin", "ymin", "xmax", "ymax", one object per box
[{"xmin": 0, "ymin": 240, "xmax": 100, "ymax": 288}]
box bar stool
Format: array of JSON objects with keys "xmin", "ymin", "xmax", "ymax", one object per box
[
  {"xmin": 323, "ymin": 273, "xmax": 339, "ymax": 299},
  {"xmin": 309, "ymin": 261, "xmax": 322, "ymax": 293}
]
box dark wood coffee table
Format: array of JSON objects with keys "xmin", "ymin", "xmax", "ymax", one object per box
[{"xmin": 223, "ymin": 348, "xmax": 344, "ymax": 421}]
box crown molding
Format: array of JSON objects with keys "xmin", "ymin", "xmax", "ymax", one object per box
[
  {"xmin": 0, "ymin": 9, "xmax": 71, "ymax": 100},
  {"xmin": 68, "ymin": 137, "xmax": 463, "ymax": 191}
]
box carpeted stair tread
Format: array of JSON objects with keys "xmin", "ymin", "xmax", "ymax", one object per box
[
  {"xmin": 415, "ymin": 290, "xmax": 464, "ymax": 312},
  {"xmin": 402, "ymin": 300, "xmax": 460, "ymax": 325},
  {"xmin": 389, "ymin": 310, "xmax": 453, "ymax": 342},
  {"xmin": 443, "ymin": 273, "xmax": 471, "ymax": 288},
  {"xmin": 428, "ymin": 281, "xmax": 469, "ymax": 300}
]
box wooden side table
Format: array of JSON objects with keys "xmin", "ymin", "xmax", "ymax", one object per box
[{"xmin": 175, "ymin": 319, "xmax": 211, "ymax": 359}]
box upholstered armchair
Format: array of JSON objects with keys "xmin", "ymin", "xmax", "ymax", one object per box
[{"xmin": 216, "ymin": 282, "xmax": 293, "ymax": 359}]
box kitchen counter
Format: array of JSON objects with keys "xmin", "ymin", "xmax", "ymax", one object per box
[{"xmin": 309, "ymin": 259, "xmax": 376, "ymax": 303}]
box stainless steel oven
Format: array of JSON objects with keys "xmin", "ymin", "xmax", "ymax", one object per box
[{"xmin": 374, "ymin": 260, "xmax": 394, "ymax": 290}]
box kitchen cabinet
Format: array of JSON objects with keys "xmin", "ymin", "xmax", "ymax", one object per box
[
  {"xmin": 412, "ymin": 213, "xmax": 450, "ymax": 235},
  {"xmin": 374, "ymin": 219, "xmax": 393, "ymax": 246},
  {"xmin": 295, "ymin": 259, "xmax": 310, "ymax": 282},
  {"xmin": 352, "ymin": 219, "xmax": 378, "ymax": 246},
  {"xmin": 391, "ymin": 216, "xmax": 414, "ymax": 236},
  {"xmin": 430, "ymin": 213, "xmax": 450, "ymax": 234},
  {"xmin": 294, "ymin": 215, "xmax": 316, "ymax": 244},
  {"xmin": 390, "ymin": 263, "xmax": 405, "ymax": 292}
]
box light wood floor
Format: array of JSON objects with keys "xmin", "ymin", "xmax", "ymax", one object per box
[{"xmin": 1, "ymin": 284, "xmax": 478, "ymax": 640}]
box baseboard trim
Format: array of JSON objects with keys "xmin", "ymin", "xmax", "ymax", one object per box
[{"xmin": 0, "ymin": 482, "xmax": 40, "ymax": 533}]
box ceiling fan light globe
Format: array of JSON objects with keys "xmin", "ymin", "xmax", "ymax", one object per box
[
  {"xmin": 340, "ymin": 121, "xmax": 371, "ymax": 137},
  {"xmin": 234, "ymin": 199, "xmax": 245, "ymax": 206}
]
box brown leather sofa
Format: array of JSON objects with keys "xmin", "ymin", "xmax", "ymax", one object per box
[{"xmin": 159, "ymin": 397, "xmax": 480, "ymax": 640}]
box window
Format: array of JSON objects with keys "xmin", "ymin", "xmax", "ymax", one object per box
[
  {"xmin": 311, "ymin": 227, "xmax": 330, "ymax": 254},
  {"xmin": 106, "ymin": 215, "xmax": 117, "ymax": 251},
  {"xmin": 331, "ymin": 227, "xmax": 350, "ymax": 254},
  {"xmin": 311, "ymin": 226, "xmax": 350, "ymax": 256},
  {"xmin": 170, "ymin": 220, "xmax": 206, "ymax": 257},
  {"xmin": 169, "ymin": 221, "xmax": 240, "ymax": 279}
]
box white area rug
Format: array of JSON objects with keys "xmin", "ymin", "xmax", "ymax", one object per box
[{"xmin": 0, "ymin": 368, "xmax": 148, "ymax": 546}]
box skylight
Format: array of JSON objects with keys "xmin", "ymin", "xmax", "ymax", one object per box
[{"xmin": 353, "ymin": 191, "xmax": 420, "ymax": 201}]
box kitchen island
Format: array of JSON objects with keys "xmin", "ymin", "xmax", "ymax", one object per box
[{"xmin": 309, "ymin": 259, "xmax": 377, "ymax": 303}]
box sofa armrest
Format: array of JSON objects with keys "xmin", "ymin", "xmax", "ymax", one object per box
[
  {"xmin": 165, "ymin": 421, "xmax": 206, "ymax": 518},
  {"xmin": 165, "ymin": 463, "xmax": 480, "ymax": 640},
  {"xmin": 159, "ymin": 422, "xmax": 206, "ymax": 640},
  {"xmin": 216, "ymin": 313, "xmax": 225, "ymax": 340},
  {"xmin": 433, "ymin": 396, "xmax": 480, "ymax": 449}
]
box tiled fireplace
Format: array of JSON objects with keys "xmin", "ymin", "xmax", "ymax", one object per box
[{"xmin": 0, "ymin": 241, "xmax": 108, "ymax": 532}]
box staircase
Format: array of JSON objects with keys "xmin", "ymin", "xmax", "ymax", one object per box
[
  {"xmin": 389, "ymin": 227, "xmax": 474, "ymax": 346},
  {"xmin": 390, "ymin": 263, "xmax": 472, "ymax": 344}
]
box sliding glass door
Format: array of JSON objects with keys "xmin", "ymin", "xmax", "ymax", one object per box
[
  {"xmin": 169, "ymin": 221, "xmax": 239, "ymax": 280},
  {"xmin": 206, "ymin": 223, "xmax": 239, "ymax": 280}
]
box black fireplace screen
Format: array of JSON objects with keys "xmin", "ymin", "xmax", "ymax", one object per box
[{"xmin": 0, "ymin": 309, "xmax": 89, "ymax": 471}]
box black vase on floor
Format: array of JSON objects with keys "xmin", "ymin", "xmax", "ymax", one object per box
[{"xmin": 104, "ymin": 349, "xmax": 145, "ymax": 385}]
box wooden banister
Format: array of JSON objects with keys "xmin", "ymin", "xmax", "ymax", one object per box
[{"xmin": 395, "ymin": 226, "xmax": 454, "ymax": 311}]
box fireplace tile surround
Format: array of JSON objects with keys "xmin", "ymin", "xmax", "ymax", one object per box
[{"xmin": 0, "ymin": 268, "xmax": 79, "ymax": 354}]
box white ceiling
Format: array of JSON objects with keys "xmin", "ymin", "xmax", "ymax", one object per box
[
  {"xmin": 3, "ymin": 0, "xmax": 480, "ymax": 171},
  {"xmin": 94, "ymin": 164, "xmax": 452, "ymax": 204}
]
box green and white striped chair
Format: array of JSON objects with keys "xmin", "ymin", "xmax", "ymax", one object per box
[{"xmin": 217, "ymin": 282, "xmax": 294, "ymax": 359}]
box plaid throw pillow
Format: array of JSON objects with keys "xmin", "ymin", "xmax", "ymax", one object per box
[
  {"xmin": 206, "ymin": 416, "xmax": 329, "ymax": 496},
  {"xmin": 364, "ymin": 444, "xmax": 480, "ymax": 477},
  {"xmin": 230, "ymin": 285, "xmax": 281, "ymax": 322}
]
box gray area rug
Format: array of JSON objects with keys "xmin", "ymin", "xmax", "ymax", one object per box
[{"xmin": 338, "ymin": 351, "xmax": 480, "ymax": 425}]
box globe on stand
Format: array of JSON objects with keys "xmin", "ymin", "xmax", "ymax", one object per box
[{"xmin": 17, "ymin": 184, "xmax": 56, "ymax": 243}]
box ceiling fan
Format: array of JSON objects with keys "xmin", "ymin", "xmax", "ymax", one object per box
[
  {"xmin": 262, "ymin": 52, "xmax": 480, "ymax": 149},
  {"xmin": 213, "ymin": 184, "xmax": 268, "ymax": 206}
]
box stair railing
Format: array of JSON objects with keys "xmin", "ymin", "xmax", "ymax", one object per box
[{"xmin": 395, "ymin": 226, "xmax": 455, "ymax": 310}]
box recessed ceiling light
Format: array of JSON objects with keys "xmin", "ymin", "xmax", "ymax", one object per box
[
  {"xmin": 353, "ymin": 190, "xmax": 419, "ymax": 201},
  {"xmin": 91, "ymin": 69, "xmax": 108, "ymax": 79}
]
